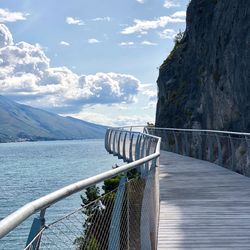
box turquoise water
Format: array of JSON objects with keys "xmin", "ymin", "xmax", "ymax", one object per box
[{"xmin": 0, "ymin": 139, "xmax": 119, "ymax": 249}]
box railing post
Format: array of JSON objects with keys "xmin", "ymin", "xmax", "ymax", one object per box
[
  {"xmin": 207, "ymin": 133, "xmax": 213, "ymax": 162},
  {"xmin": 182, "ymin": 133, "xmax": 188, "ymax": 156},
  {"xmin": 198, "ymin": 132, "xmax": 202, "ymax": 160},
  {"xmin": 216, "ymin": 134, "xmax": 223, "ymax": 166},
  {"xmin": 25, "ymin": 209, "xmax": 46, "ymax": 250},
  {"xmin": 117, "ymin": 131, "xmax": 123, "ymax": 159},
  {"xmin": 112, "ymin": 130, "xmax": 117, "ymax": 155},
  {"xmin": 140, "ymin": 167, "xmax": 155, "ymax": 250},
  {"xmin": 245, "ymin": 136, "xmax": 250, "ymax": 176},
  {"xmin": 108, "ymin": 130, "xmax": 114, "ymax": 154},
  {"xmin": 122, "ymin": 132, "xmax": 128, "ymax": 162},
  {"xmin": 135, "ymin": 134, "xmax": 142, "ymax": 160},
  {"xmin": 108, "ymin": 176, "xmax": 127, "ymax": 250},
  {"xmin": 105, "ymin": 129, "xmax": 110, "ymax": 152},
  {"xmin": 173, "ymin": 131, "xmax": 179, "ymax": 154},
  {"xmin": 229, "ymin": 135, "xmax": 235, "ymax": 171},
  {"xmin": 125, "ymin": 132, "xmax": 131, "ymax": 162},
  {"xmin": 145, "ymin": 137, "xmax": 152, "ymax": 171},
  {"xmin": 140, "ymin": 136, "xmax": 147, "ymax": 177},
  {"xmin": 127, "ymin": 175, "xmax": 130, "ymax": 250},
  {"xmin": 164, "ymin": 130, "xmax": 170, "ymax": 151},
  {"xmin": 129, "ymin": 134, "xmax": 134, "ymax": 162}
]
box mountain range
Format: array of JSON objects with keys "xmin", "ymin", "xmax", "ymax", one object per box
[{"xmin": 0, "ymin": 95, "xmax": 106, "ymax": 142}]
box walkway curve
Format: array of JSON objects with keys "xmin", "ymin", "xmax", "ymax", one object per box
[{"xmin": 158, "ymin": 151, "xmax": 250, "ymax": 249}]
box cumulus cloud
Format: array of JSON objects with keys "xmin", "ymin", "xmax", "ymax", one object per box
[
  {"xmin": 140, "ymin": 84, "xmax": 157, "ymax": 110},
  {"xmin": 0, "ymin": 8, "xmax": 28, "ymax": 23},
  {"xmin": 158, "ymin": 28, "xmax": 177, "ymax": 39},
  {"xmin": 119, "ymin": 42, "xmax": 134, "ymax": 46},
  {"xmin": 0, "ymin": 24, "xmax": 140, "ymax": 112},
  {"xmin": 66, "ymin": 17, "xmax": 84, "ymax": 25},
  {"xmin": 60, "ymin": 41, "xmax": 70, "ymax": 46},
  {"xmin": 69, "ymin": 110, "xmax": 153, "ymax": 126},
  {"xmin": 142, "ymin": 89, "xmax": 157, "ymax": 101},
  {"xmin": 141, "ymin": 84, "xmax": 157, "ymax": 102},
  {"xmin": 0, "ymin": 24, "xmax": 13, "ymax": 47},
  {"xmin": 88, "ymin": 38, "xmax": 100, "ymax": 44},
  {"xmin": 114, "ymin": 114, "xmax": 153, "ymax": 126},
  {"xmin": 92, "ymin": 17, "xmax": 111, "ymax": 22},
  {"xmin": 171, "ymin": 11, "xmax": 186, "ymax": 18},
  {"xmin": 141, "ymin": 41, "xmax": 157, "ymax": 46},
  {"xmin": 163, "ymin": 0, "xmax": 180, "ymax": 9},
  {"xmin": 121, "ymin": 16, "xmax": 185, "ymax": 35}
]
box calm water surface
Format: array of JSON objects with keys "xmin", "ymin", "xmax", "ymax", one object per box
[{"xmin": 0, "ymin": 139, "xmax": 120, "ymax": 249}]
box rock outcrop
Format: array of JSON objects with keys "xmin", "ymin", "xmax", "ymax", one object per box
[{"xmin": 156, "ymin": 0, "xmax": 250, "ymax": 132}]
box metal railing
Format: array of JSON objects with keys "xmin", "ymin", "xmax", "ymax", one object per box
[
  {"xmin": 148, "ymin": 127, "xmax": 250, "ymax": 176},
  {"xmin": 0, "ymin": 127, "xmax": 161, "ymax": 250}
]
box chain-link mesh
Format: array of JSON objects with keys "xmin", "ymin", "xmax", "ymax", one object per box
[
  {"xmin": 24, "ymin": 163, "xmax": 159, "ymax": 250},
  {"xmin": 149, "ymin": 127, "xmax": 250, "ymax": 176}
]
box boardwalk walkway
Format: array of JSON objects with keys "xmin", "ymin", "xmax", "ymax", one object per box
[{"xmin": 158, "ymin": 151, "xmax": 250, "ymax": 249}]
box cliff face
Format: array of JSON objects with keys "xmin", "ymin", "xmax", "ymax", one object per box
[{"xmin": 156, "ymin": 0, "xmax": 250, "ymax": 131}]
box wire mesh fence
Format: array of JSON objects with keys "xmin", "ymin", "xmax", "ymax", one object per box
[
  {"xmin": 148, "ymin": 127, "xmax": 250, "ymax": 176},
  {"xmin": 24, "ymin": 164, "xmax": 159, "ymax": 250}
]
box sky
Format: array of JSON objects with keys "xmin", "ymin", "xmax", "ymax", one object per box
[{"xmin": 0, "ymin": 0, "xmax": 189, "ymax": 126}]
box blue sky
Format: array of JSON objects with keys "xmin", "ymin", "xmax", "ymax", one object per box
[{"xmin": 0, "ymin": 0, "xmax": 188, "ymax": 126}]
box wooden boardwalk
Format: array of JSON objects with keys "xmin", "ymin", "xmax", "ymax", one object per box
[{"xmin": 158, "ymin": 151, "xmax": 250, "ymax": 249}]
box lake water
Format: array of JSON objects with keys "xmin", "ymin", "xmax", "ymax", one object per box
[{"xmin": 0, "ymin": 139, "xmax": 121, "ymax": 249}]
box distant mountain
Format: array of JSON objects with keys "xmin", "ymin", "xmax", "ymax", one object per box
[{"xmin": 0, "ymin": 95, "xmax": 106, "ymax": 142}]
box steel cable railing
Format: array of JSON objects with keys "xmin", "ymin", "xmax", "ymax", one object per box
[
  {"xmin": 0, "ymin": 127, "xmax": 161, "ymax": 250},
  {"xmin": 148, "ymin": 127, "xmax": 250, "ymax": 176}
]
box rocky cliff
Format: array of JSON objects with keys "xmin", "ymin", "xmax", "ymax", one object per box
[{"xmin": 156, "ymin": 0, "xmax": 250, "ymax": 131}]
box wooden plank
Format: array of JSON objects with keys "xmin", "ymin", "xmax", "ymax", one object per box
[{"xmin": 158, "ymin": 151, "xmax": 250, "ymax": 249}]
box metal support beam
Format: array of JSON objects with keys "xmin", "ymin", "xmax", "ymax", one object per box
[
  {"xmin": 25, "ymin": 209, "xmax": 46, "ymax": 250},
  {"xmin": 216, "ymin": 134, "xmax": 223, "ymax": 166}
]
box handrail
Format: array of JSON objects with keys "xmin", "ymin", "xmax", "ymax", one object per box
[
  {"xmin": 0, "ymin": 128, "xmax": 161, "ymax": 240},
  {"xmin": 147, "ymin": 127, "xmax": 250, "ymax": 136},
  {"xmin": 112, "ymin": 125, "xmax": 250, "ymax": 136}
]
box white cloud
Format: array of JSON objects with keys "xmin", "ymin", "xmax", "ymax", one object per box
[
  {"xmin": 0, "ymin": 24, "xmax": 140, "ymax": 112},
  {"xmin": 66, "ymin": 17, "xmax": 84, "ymax": 25},
  {"xmin": 143, "ymin": 101, "xmax": 156, "ymax": 110},
  {"xmin": 158, "ymin": 28, "xmax": 177, "ymax": 39},
  {"xmin": 137, "ymin": 84, "xmax": 158, "ymax": 110},
  {"xmin": 141, "ymin": 41, "xmax": 157, "ymax": 46},
  {"xmin": 60, "ymin": 41, "xmax": 70, "ymax": 46},
  {"xmin": 163, "ymin": 0, "xmax": 180, "ymax": 9},
  {"xmin": 136, "ymin": 0, "xmax": 145, "ymax": 4},
  {"xmin": 121, "ymin": 16, "xmax": 185, "ymax": 35},
  {"xmin": 141, "ymin": 84, "xmax": 157, "ymax": 102},
  {"xmin": 0, "ymin": 8, "xmax": 29, "ymax": 23},
  {"xmin": 119, "ymin": 42, "xmax": 134, "ymax": 46},
  {"xmin": 0, "ymin": 24, "xmax": 13, "ymax": 48},
  {"xmin": 88, "ymin": 38, "xmax": 100, "ymax": 44},
  {"xmin": 142, "ymin": 89, "xmax": 157, "ymax": 101},
  {"xmin": 92, "ymin": 17, "xmax": 111, "ymax": 22},
  {"xmin": 114, "ymin": 114, "xmax": 153, "ymax": 127},
  {"xmin": 171, "ymin": 11, "xmax": 186, "ymax": 18},
  {"xmin": 70, "ymin": 110, "xmax": 152, "ymax": 126}
]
